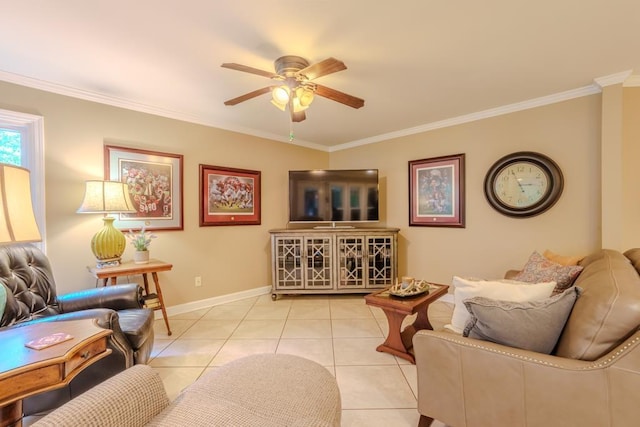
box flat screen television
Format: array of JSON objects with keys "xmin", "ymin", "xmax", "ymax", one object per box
[{"xmin": 288, "ymin": 169, "xmax": 379, "ymax": 224}]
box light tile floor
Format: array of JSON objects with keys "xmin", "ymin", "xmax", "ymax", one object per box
[{"xmin": 150, "ymin": 293, "xmax": 447, "ymax": 427}]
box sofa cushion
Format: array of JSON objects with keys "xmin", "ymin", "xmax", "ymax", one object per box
[
  {"xmin": 543, "ymin": 249, "xmax": 583, "ymax": 266},
  {"xmin": 463, "ymin": 286, "xmax": 581, "ymax": 353},
  {"xmin": 555, "ymin": 249, "xmax": 640, "ymax": 360},
  {"xmin": 514, "ymin": 251, "xmax": 583, "ymax": 294},
  {"xmin": 445, "ymin": 276, "xmax": 556, "ymax": 334}
]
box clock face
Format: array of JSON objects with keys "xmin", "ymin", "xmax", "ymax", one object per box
[
  {"xmin": 484, "ymin": 152, "xmax": 563, "ymax": 218},
  {"xmin": 493, "ymin": 161, "xmax": 550, "ymax": 208}
]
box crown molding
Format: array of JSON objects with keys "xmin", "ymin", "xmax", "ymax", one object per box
[
  {"xmin": 331, "ymin": 83, "xmax": 601, "ymax": 152},
  {"xmin": 0, "ymin": 69, "xmax": 328, "ymax": 152},
  {"xmin": 1, "ymin": 68, "xmax": 633, "ymax": 154},
  {"xmin": 594, "ymin": 70, "xmax": 633, "ymax": 88}
]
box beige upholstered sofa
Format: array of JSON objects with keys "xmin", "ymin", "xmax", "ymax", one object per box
[
  {"xmin": 414, "ymin": 249, "xmax": 640, "ymax": 427},
  {"xmin": 34, "ymin": 353, "xmax": 341, "ymax": 427}
]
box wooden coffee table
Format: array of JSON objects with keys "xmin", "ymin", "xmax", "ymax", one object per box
[
  {"xmin": 365, "ymin": 283, "xmax": 449, "ymax": 363},
  {"xmin": 0, "ymin": 319, "xmax": 112, "ymax": 427}
]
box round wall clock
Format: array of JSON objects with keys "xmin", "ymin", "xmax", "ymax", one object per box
[{"xmin": 484, "ymin": 151, "xmax": 564, "ymax": 218}]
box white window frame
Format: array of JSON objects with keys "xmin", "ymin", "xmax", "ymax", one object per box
[{"xmin": 0, "ymin": 108, "xmax": 46, "ymax": 250}]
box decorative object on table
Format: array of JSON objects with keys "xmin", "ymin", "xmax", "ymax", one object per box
[
  {"xmin": 25, "ymin": 332, "xmax": 74, "ymax": 350},
  {"xmin": 409, "ymin": 153, "xmax": 465, "ymax": 227},
  {"xmin": 77, "ymin": 180, "xmax": 136, "ymax": 268},
  {"xmin": 199, "ymin": 164, "xmax": 261, "ymax": 226},
  {"xmin": 105, "ymin": 144, "xmax": 184, "ymax": 231},
  {"xmin": 484, "ymin": 151, "xmax": 563, "ymax": 218},
  {"xmin": 0, "ymin": 163, "xmax": 41, "ymax": 243},
  {"xmin": 126, "ymin": 226, "xmax": 156, "ymax": 264},
  {"xmin": 388, "ymin": 277, "xmax": 431, "ymax": 297}
]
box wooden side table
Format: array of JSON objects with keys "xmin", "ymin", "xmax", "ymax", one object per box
[
  {"xmin": 88, "ymin": 259, "xmax": 173, "ymax": 336},
  {"xmin": 364, "ymin": 283, "xmax": 449, "ymax": 363},
  {"xmin": 0, "ymin": 319, "xmax": 112, "ymax": 427}
]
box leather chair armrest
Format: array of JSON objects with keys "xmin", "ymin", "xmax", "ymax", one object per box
[
  {"xmin": 413, "ymin": 330, "xmax": 640, "ymax": 427},
  {"xmin": 57, "ymin": 283, "xmax": 144, "ymax": 313},
  {"xmin": 26, "ymin": 308, "xmax": 135, "ymax": 367}
]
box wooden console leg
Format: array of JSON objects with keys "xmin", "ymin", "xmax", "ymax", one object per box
[
  {"xmin": 0, "ymin": 400, "xmax": 23, "ymax": 427},
  {"xmin": 418, "ymin": 414, "xmax": 434, "ymax": 427}
]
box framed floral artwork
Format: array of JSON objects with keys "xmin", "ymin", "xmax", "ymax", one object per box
[
  {"xmin": 408, "ymin": 153, "xmax": 465, "ymax": 227},
  {"xmin": 199, "ymin": 164, "xmax": 261, "ymax": 226},
  {"xmin": 105, "ymin": 144, "xmax": 184, "ymax": 231}
]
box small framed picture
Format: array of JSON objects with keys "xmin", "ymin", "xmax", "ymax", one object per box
[
  {"xmin": 104, "ymin": 145, "xmax": 184, "ymax": 231},
  {"xmin": 408, "ymin": 153, "xmax": 465, "ymax": 227},
  {"xmin": 199, "ymin": 164, "xmax": 261, "ymax": 226}
]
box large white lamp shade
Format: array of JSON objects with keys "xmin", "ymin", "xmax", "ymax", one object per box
[{"xmin": 0, "ymin": 163, "xmax": 41, "ymax": 244}]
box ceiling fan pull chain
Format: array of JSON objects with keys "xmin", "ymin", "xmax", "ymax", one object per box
[{"xmin": 289, "ymin": 118, "xmax": 294, "ymax": 142}]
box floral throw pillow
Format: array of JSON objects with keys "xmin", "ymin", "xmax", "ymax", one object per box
[{"xmin": 514, "ymin": 251, "xmax": 583, "ymax": 293}]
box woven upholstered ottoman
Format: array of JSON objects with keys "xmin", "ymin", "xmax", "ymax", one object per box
[
  {"xmin": 34, "ymin": 353, "xmax": 341, "ymax": 426},
  {"xmin": 150, "ymin": 353, "xmax": 341, "ymax": 426}
]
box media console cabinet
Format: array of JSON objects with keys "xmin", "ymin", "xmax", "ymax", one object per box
[{"xmin": 269, "ymin": 227, "xmax": 399, "ymax": 299}]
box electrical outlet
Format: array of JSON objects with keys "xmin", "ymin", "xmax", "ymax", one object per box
[{"xmin": 195, "ymin": 276, "xmax": 202, "ymax": 287}]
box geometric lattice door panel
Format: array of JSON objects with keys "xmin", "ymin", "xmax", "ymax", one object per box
[
  {"xmin": 337, "ymin": 236, "xmax": 365, "ymax": 288},
  {"xmin": 304, "ymin": 236, "xmax": 333, "ymax": 290},
  {"xmin": 274, "ymin": 236, "xmax": 304, "ymax": 290},
  {"xmin": 270, "ymin": 228, "xmax": 398, "ymax": 298},
  {"xmin": 366, "ymin": 236, "xmax": 394, "ymax": 286}
]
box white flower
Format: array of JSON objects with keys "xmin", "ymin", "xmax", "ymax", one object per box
[{"xmin": 126, "ymin": 227, "xmax": 157, "ymax": 251}]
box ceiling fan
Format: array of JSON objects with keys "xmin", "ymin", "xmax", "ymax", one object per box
[{"xmin": 221, "ymin": 56, "xmax": 365, "ymax": 123}]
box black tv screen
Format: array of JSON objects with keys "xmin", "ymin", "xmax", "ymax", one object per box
[{"xmin": 289, "ymin": 169, "xmax": 379, "ymax": 223}]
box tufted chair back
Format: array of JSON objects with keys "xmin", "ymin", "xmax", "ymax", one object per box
[{"xmin": 0, "ymin": 244, "xmax": 61, "ymax": 327}]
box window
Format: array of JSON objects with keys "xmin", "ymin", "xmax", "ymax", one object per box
[{"xmin": 0, "ymin": 109, "xmax": 46, "ymax": 249}]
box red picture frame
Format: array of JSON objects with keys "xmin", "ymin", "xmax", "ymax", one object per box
[
  {"xmin": 409, "ymin": 153, "xmax": 465, "ymax": 227},
  {"xmin": 199, "ymin": 164, "xmax": 261, "ymax": 226}
]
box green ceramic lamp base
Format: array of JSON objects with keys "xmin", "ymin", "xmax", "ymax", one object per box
[{"xmin": 91, "ymin": 216, "xmax": 126, "ymax": 267}]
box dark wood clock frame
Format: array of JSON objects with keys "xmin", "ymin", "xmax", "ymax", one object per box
[{"xmin": 484, "ymin": 151, "xmax": 564, "ymax": 218}]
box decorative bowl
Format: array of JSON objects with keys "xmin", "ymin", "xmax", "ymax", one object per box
[{"xmin": 388, "ymin": 279, "xmax": 431, "ymax": 297}]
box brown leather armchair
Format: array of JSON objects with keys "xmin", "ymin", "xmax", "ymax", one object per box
[
  {"xmin": 414, "ymin": 249, "xmax": 640, "ymax": 427},
  {"xmin": 0, "ymin": 244, "xmax": 155, "ymax": 415}
]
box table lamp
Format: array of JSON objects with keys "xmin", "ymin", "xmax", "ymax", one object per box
[
  {"xmin": 77, "ymin": 180, "xmax": 136, "ymax": 267},
  {"xmin": 0, "ymin": 163, "xmax": 42, "ymax": 244}
]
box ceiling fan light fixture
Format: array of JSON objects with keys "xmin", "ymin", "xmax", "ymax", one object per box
[
  {"xmin": 296, "ymin": 87, "xmax": 315, "ymax": 107},
  {"xmin": 272, "ymin": 85, "xmax": 290, "ymax": 103},
  {"xmin": 223, "ymin": 56, "xmax": 363, "ymax": 123},
  {"xmin": 270, "ymin": 99, "xmax": 287, "ymax": 111},
  {"xmin": 291, "ymin": 97, "xmax": 308, "ymax": 113}
]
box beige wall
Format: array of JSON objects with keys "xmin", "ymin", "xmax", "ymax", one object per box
[
  {"xmin": 330, "ymin": 95, "xmax": 603, "ymax": 283},
  {"xmin": 1, "ymin": 80, "xmax": 638, "ymax": 307},
  {"xmin": 0, "ymin": 81, "xmax": 328, "ymax": 305},
  {"xmin": 622, "ymin": 87, "xmax": 640, "ymax": 250}
]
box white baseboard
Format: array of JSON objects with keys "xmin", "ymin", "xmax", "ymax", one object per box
[{"xmin": 153, "ymin": 285, "xmax": 271, "ymax": 319}]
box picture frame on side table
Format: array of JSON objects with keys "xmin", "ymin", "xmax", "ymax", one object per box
[
  {"xmin": 199, "ymin": 164, "xmax": 261, "ymax": 226},
  {"xmin": 105, "ymin": 144, "xmax": 184, "ymax": 231},
  {"xmin": 409, "ymin": 153, "xmax": 465, "ymax": 227}
]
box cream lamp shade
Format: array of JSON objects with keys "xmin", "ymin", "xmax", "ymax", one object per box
[
  {"xmin": 0, "ymin": 163, "xmax": 42, "ymax": 244},
  {"xmin": 77, "ymin": 180, "xmax": 136, "ymax": 267}
]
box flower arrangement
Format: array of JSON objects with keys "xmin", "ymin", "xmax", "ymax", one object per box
[{"xmin": 126, "ymin": 227, "xmax": 157, "ymax": 251}]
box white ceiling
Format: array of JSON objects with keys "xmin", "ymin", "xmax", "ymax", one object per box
[{"xmin": 2, "ymin": 1, "xmax": 639, "ymax": 150}]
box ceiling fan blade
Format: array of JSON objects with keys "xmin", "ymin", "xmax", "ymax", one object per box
[
  {"xmin": 221, "ymin": 63, "xmax": 278, "ymax": 79},
  {"xmin": 291, "ymin": 110, "xmax": 306, "ymax": 122},
  {"xmin": 315, "ymin": 84, "xmax": 365, "ymax": 109},
  {"xmin": 224, "ymin": 87, "xmax": 272, "ymax": 106},
  {"xmin": 298, "ymin": 57, "xmax": 347, "ymax": 80}
]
